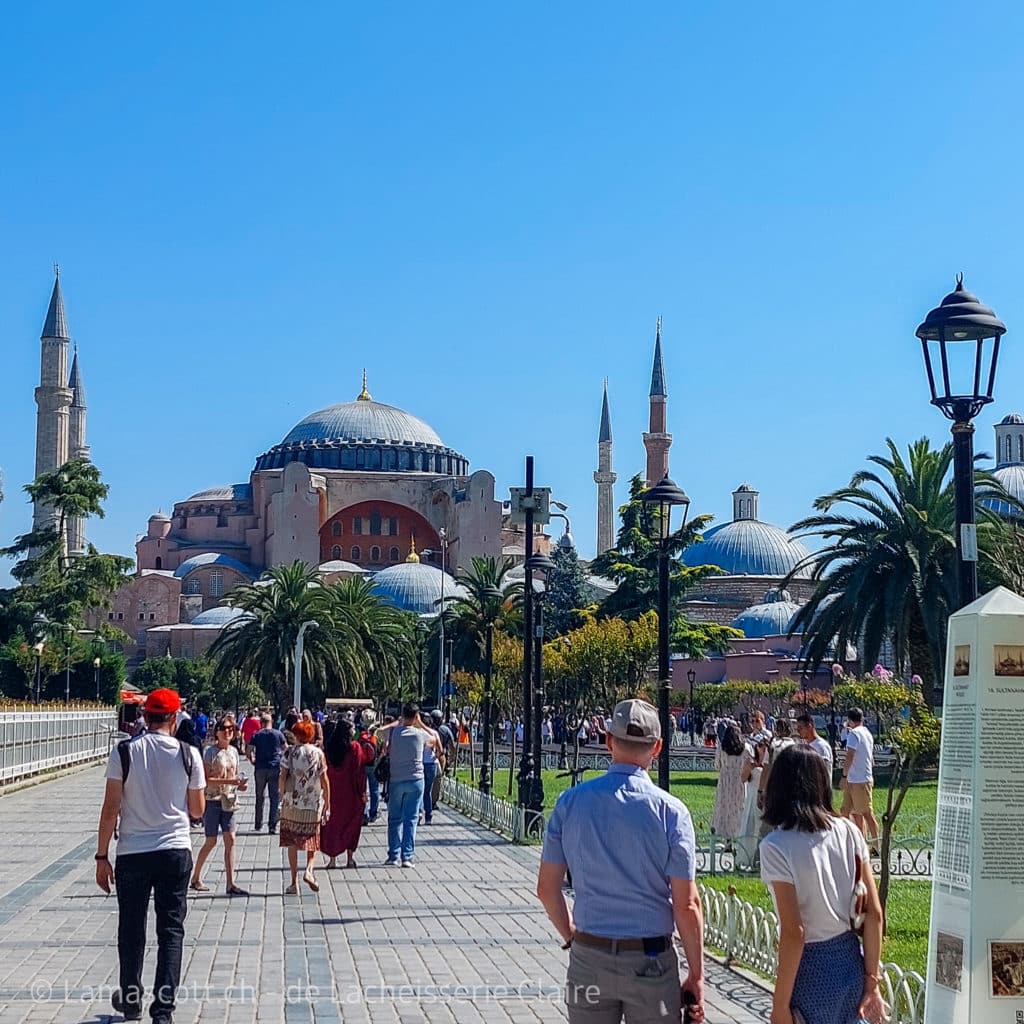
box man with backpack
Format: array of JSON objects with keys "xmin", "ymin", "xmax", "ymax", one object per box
[
  {"xmin": 358, "ymin": 711, "xmax": 382, "ymax": 823},
  {"xmin": 95, "ymin": 688, "xmax": 206, "ymax": 1023}
]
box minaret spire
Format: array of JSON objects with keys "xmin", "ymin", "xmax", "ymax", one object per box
[
  {"xmin": 67, "ymin": 344, "xmax": 90, "ymax": 556},
  {"xmin": 33, "ymin": 269, "xmax": 74, "ymax": 541},
  {"xmin": 594, "ymin": 379, "xmax": 617, "ymax": 554},
  {"xmin": 643, "ymin": 317, "xmax": 672, "ymax": 487}
]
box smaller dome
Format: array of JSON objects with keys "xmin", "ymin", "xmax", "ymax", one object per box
[
  {"xmin": 1002, "ymin": 413, "xmax": 1024, "ymax": 425},
  {"xmin": 684, "ymin": 520, "xmax": 812, "ymax": 578},
  {"xmin": 184, "ymin": 484, "xmax": 252, "ymax": 503},
  {"xmin": 190, "ymin": 607, "xmax": 254, "ymax": 627},
  {"xmin": 732, "ymin": 590, "xmax": 804, "ymax": 638},
  {"xmin": 735, "ymin": 482, "xmax": 757, "ymax": 492},
  {"xmin": 318, "ymin": 560, "xmax": 369, "ymax": 575},
  {"xmin": 149, "ymin": 512, "xmax": 171, "ymax": 522},
  {"xmin": 174, "ymin": 553, "xmax": 258, "ymax": 580},
  {"xmin": 982, "ymin": 465, "xmax": 1024, "ymax": 518},
  {"xmin": 370, "ymin": 562, "xmax": 465, "ymax": 615}
]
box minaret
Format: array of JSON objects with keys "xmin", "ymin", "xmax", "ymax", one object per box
[
  {"xmin": 67, "ymin": 346, "xmax": 90, "ymax": 556},
  {"xmin": 33, "ymin": 268, "xmax": 73, "ymax": 536},
  {"xmin": 642, "ymin": 317, "xmax": 672, "ymax": 486},
  {"xmin": 594, "ymin": 379, "xmax": 617, "ymax": 554}
]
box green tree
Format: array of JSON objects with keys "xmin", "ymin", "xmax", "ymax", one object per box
[
  {"xmin": 590, "ymin": 474, "xmax": 740, "ymax": 657},
  {"xmin": 788, "ymin": 438, "xmax": 1005, "ymax": 708},
  {"xmin": 544, "ymin": 542, "xmax": 589, "ymax": 637},
  {"xmin": 450, "ymin": 556, "xmax": 523, "ymax": 674}
]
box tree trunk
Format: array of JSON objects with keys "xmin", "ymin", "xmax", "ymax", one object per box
[{"xmin": 908, "ymin": 606, "xmax": 936, "ymax": 707}]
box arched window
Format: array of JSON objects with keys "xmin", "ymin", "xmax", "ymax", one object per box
[
  {"xmin": 209, "ymin": 571, "xmax": 224, "ymax": 597},
  {"xmin": 389, "ymin": 546, "xmax": 400, "ymax": 562},
  {"xmin": 353, "ymin": 516, "xmax": 363, "ymax": 535},
  {"xmin": 370, "ymin": 510, "xmax": 382, "ymax": 535},
  {"xmin": 351, "ymin": 545, "xmax": 361, "ymax": 562},
  {"xmin": 155, "ymin": 557, "xmax": 162, "ymax": 570},
  {"xmin": 185, "ymin": 579, "xmax": 201, "ymax": 596},
  {"xmin": 370, "ymin": 545, "xmax": 382, "ymax": 563},
  {"xmin": 389, "ymin": 517, "xmax": 399, "ymax": 536},
  {"xmin": 400, "ymin": 450, "xmax": 412, "ymax": 470},
  {"xmin": 331, "ymin": 545, "xmax": 341, "ymax": 560},
  {"xmin": 341, "ymin": 448, "xmax": 356, "ymax": 469},
  {"xmin": 1008, "ymin": 437, "xmax": 1014, "ymax": 463},
  {"xmin": 1018, "ymin": 434, "xmax": 1023, "ymax": 462},
  {"xmin": 383, "ymin": 449, "xmax": 397, "ymax": 471},
  {"xmin": 355, "ymin": 448, "xmax": 366, "ymax": 469},
  {"xmin": 332, "ymin": 520, "xmax": 342, "ymax": 537}
]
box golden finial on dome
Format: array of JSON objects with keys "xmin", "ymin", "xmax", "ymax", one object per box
[
  {"xmin": 357, "ymin": 368, "xmax": 372, "ymax": 402},
  {"xmin": 405, "ymin": 534, "xmax": 420, "ymax": 563}
]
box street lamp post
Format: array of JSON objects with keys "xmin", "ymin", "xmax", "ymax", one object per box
[
  {"xmin": 687, "ymin": 667, "xmax": 696, "ymax": 745},
  {"xmin": 526, "ymin": 551, "xmax": 556, "ymax": 817},
  {"xmin": 292, "ymin": 619, "xmax": 319, "ymax": 711},
  {"xmin": 94, "ymin": 656, "xmax": 102, "ymax": 702},
  {"xmin": 640, "ymin": 476, "xmax": 691, "ymax": 790},
  {"xmin": 517, "ymin": 457, "xmax": 537, "ymax": 808},
  {"xmin": 916, "ymin": 275, "xmax": 1007, "ymax": 608},
  {"xmin": 478, "ymin": 580, "xmax": 503, "ymax": 794},
  {"xmin": 33, "ymin": 642, "xmax": 45, "ymax": 704}
]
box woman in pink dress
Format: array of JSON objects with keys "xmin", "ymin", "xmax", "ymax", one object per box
[{"xmin": 321, "ymin": 719, "xmax": 373, "ymax": 869}]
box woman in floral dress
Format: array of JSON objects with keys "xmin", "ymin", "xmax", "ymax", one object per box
[
  {"xmin": 278, "ymin": 720, "xmax": 330, "ymax": 893},
  {"xmin": 712, "ymin": 722, "xmax": 750, "ymax": 844}
]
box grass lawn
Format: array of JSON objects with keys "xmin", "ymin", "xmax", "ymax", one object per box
[{"xmin": 700, "ymin": 875, "xmax": 931, "ymax": 976}]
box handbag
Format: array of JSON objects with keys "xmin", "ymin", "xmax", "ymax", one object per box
[{"xmin": 374, "ymin": 754, "xmax": 390, "ymax": 785}]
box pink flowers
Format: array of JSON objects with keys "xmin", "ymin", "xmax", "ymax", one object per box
[
  {"xmin": 911, "ymin": 674, "xmax": 923, "ymax": 688},
  {"xmin": 831, "ymin": 663, "xmax": 844, "ymax": 677},
  {"xmin": 872, "ymin": 664, "xmax": 893, "ymax": 680}
]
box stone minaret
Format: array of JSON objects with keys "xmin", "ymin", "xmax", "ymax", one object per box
[
  {"xmin": 642, "ymin": 317, "xmax": 671, "ymax": 487},
  {"xmin": 594, "ymin": 379, "xmax": 617, "ymax": 554},
  {"xmin": 33, "ymin": 270, "xmax": 73, "ymax": 536},
  {"xmin": 67, "ymin": 346, "xmax": 90, "ymax": 556}
]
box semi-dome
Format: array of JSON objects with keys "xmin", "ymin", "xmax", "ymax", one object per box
[
  {"xmin": 731, "ymin": 589, "xmax": 804, "ymax": 638},
  {"xmin": 189, "ymin": 607, "xmax": 254, "ymax": 626},
  {"xmin": 173, "ymin": 552, "xmax": 258, "ymax": 580},
  {"xmin": 684, "ymin": 519, "xmax": 812, "ymax": 578},
  {"xmin": 369, "ymin": 561, "xmax": 466, "ymax": 615}
]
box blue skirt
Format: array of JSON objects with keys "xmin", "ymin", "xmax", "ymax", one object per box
[{"xmin": 791, "ymin": 930, "xmax": 863, "ymax": 1024}]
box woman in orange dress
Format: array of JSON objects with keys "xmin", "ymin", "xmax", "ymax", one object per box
[{"xmin": 321, "ymin": 719, "xmax": 374, "ymax": 869}]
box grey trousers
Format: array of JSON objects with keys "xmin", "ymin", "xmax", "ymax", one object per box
[
  {"xmin": 566, "ymin": 942, "xmax": 681, "ymax": 1023},
  {"xmin": 253, "ymin": 768, "xmax": 280, "ymax": 829}
]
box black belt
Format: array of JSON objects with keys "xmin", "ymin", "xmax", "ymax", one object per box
[{"xmin": 573, "ymin": 931, "xmax": 671, "ymax": 954}]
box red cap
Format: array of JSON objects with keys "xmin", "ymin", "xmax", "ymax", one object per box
[{"xmin": 144, "ymin": 688, "xmax": 182, "ymax": 714}]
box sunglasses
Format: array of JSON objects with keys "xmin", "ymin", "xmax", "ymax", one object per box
[{"xmin": 217, "ymin": 725, "xmax": 235, "ymax": 733}]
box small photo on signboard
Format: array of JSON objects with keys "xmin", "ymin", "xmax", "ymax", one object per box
[
  {"xmin": 935, "ymin": 931, "xmax": 964, "ymax": 992},
  {"xmin": 990, "ymin": 941, "xmax": 1024, "ymax": 997},
  {"xmin": 994, "ymin": 646, "xmax": 1024, "ymax": 678},
  {"xmin": 953, "ymin": 646, "xmax": 970, "ymax": 677}
]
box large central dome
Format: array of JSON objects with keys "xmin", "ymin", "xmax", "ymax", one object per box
[{"xmin": 282, "ymin": 399, "xmax": 445, "ymax": 448}]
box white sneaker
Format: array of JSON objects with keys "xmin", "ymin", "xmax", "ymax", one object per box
[{"xmin": 401, "ymin": 859, "xmax": 414, "ymax": 868}]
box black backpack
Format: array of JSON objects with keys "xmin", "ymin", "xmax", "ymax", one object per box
[
  {"xmin": 374, "ymin": 754, "xmax": 390, "ymax": 785},
  {"xmin": 118, "ymin": 735, "xmax": 195, "ymax": 783}
]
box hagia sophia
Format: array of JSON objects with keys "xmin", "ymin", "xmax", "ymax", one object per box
[{"xmin": 25, "ymin": 272, "xmax": 1024, "ymax": 682}]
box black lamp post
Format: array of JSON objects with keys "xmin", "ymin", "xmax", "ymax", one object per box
[
  {"xmin": 687, "ymin": 668, "xmax": 696, "ymax": 745},
  {"xmin": 640, "ymin": 476, "xmax": 691, "ymax": 790},
  {"xmin": 415, "ymin": 618, "xmax": 430, "ymax": 703},
  {"xmin": 525, "ymin": 550, "xmax": 556, "ymax": 817},
  {"xmin": 94, "ymin": 656, "xmax": 102, "ymax": 702},
  {"xmin": 916, "ymin": 275, "xmax": 1007, "ymax": 608},
  {"xmin": 478, "ymin": 583, "xmax": 504, "ymax": 795}
]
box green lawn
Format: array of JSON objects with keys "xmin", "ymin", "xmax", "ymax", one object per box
[{"xmin": 700, "ymin": 875, "xmax": 931, "ymax": 976}]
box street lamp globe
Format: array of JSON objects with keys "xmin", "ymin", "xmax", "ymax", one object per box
[{"xmin": 641, "ymin": 477, "xmax": 691, "ymax": 537}]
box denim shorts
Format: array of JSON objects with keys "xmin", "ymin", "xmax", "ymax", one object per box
[{"xmin": 203, "ymin": 801, "xmax": 236, "ymax": 837}]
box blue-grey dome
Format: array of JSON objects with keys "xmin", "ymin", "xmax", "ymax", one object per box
[
  {"xmin": 190, "ymin": 607, "xmax": 254, "ymax": 626},
  {"xmin": 174, "ymin": 553, "xmax": 258, "ymax": 580},
  {"xmin": 283, "ymin": 400, "xmax": 444, "ymax": 448},
  {"xmin": 684, "ymin": 519, "xmax": 812, "ymax": 578},
  {"xmin": 982, "ymin": 465, "xmax": 1024, "ymax": 517},
  {"xmin": 1001, "ymin": 413, "xmax": 1024, "ymax": 425},
  {"xmin": 731, "ymin": 589, "xmax": 804, "ymax": 638},
  {"xmin": 185, "ymin": 484, "xmax": 252, "ymax": 503},
  {"xmin": 369, "ymin": 562, "xmax": 465, "ymax": 615}
]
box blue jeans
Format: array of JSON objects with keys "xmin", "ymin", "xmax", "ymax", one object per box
[
  {"xmin": 365, "ymin": 765, "xmax": 380, "ymax": 819},
  {"xmin": 387, "ymin": 778, "xmax": 424, "ymax": 862},
  {"xmin": 422, "ymin": 761, "xmax": 439, "ymax": 821}
]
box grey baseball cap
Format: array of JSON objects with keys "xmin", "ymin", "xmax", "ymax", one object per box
[{"xmin": 609, "ymin": 699, "xmax": 660, "ymax": 743}]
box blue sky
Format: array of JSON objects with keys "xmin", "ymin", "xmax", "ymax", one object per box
[{"xmin": 3, "ymin": 2, "xmax": 1024, "ymax": 578}]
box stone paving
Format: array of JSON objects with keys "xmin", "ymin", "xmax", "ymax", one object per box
[{"xmin": 0, "ymin": 766, "xmax": 770, "ymax": 1024}]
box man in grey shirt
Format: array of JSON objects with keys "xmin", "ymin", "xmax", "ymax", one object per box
[{"xmin": 382, "ymin": 703, "xmax": 442, "ymax": 867}]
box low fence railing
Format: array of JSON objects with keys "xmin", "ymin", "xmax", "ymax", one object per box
[
  {"xmin": 0, "ymin": 709, "xmax": 119, "ymax": 785},
  {"xmin": 441, "ymin": 774, "xmax": 926, "ymax": 1024}
]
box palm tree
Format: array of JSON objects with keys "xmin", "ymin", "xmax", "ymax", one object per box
[
  {"xmin": 209, "ymin": 562, "xmax": 360, "ymax": 710},
  {"xmin": 788, "ymin": 438, "xmax": 1005, "ymax": 707}
]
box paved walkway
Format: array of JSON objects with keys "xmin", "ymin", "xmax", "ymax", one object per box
[{"xmin": 0, "ymin": 766, "xmax": 770, "ymax": 1024}]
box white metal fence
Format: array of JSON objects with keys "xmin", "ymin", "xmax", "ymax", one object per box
[
  {"xmin": 440, "ymin": 774, "xmax": 926, "ymax": 1024},
  {"xmin": 0, "ymin": 709, "xmax": 119, "ymax": 785}
]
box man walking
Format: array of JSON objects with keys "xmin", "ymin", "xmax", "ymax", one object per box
[
  {"xmin": 248, "ymin": 713, "xmax": 286, "ymax": 833},
  {"xmin": 95, "ymin": 688, "xmax": 206, "ymax": 1023},
  {"xmin": 841, "ymin": 707, "xmax": 879, "ymax": 845},
  {"xmin": 795, "ymin": 712, "xmax": 834, "ymax": 775},
  {"xmin": 536, "ymin": 699, "xmax": 705, "ymax": 1023}
]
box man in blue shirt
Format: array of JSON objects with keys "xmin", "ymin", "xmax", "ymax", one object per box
[
  {"xmin": 247, "ymin": 714, "xmax": 286, "ymax": 833},
  {"xmin": 537, "ymin": 699, "xmax": 705, "ymax": 1023}
]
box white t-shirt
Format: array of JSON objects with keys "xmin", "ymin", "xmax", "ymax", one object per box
[
  {"xmin": 809, "ymin": 736, "xmax": 834, "ymax": 773},
  {"xmin": 760, "ymin": 817, "xmax": 868, "ymax": 943},
  {"xmin": 106, "ymin": 733, "xmax": 206, "ymax": 856},
  {"xmin": 844, "ymin": 725, "xmax": 874, "ymax": 783}
]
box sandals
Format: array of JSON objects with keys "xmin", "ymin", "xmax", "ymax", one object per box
[
  {"xmin": 189, "ymin": 880, "xmax": 210, "ymax": 892},
  {"xmin": 303, "ymin": 872, "xmax": 320, "ymax": 893},
  {"xmin": 285, "ymin": 884, "xmax": 298, "ymax": 895},
  {"xmin": 227, "ymin": 885, "xmax": 249, "ymax": 897}
]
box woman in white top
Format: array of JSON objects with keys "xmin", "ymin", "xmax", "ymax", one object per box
[{"xmin": 759, "ymin": 745, "xmax": 886, "ymax": 1024}]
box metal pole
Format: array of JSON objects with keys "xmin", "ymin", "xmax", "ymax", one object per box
[
  {"xmin": 444, "ymin": 637, "xmax": 454, "ymax": 719},
  {"xmin": 689, "ymin": 672, "xmax": 696, "ymax": 746},
  {"xmin": 657, "ymin": 537, "xmax": 671, "ymax": 790},
  {"xmin": 34, "ymin": 654, "xmax": 42, "ymax": 704},
  {"xmin": 65, "ymin": 642, "xmax": 71, "ymax": 703},
  {"xmin": 293, "ymin": 631, "xmax": 304, "ymax": 711},
  {"xmin": 95, "ymin": 662, "xmax": 100, "ymax": 702},
  {"xmin": 480, "ymin": 623, "xmax": 493, "ymax": 793},
  {"xmin": 518, "ymin": 456, "xmax": 535, "ymax": 807},
  {"xmin": 437, "ymin": 531, "xmax": 446, "ymax": 709},
  {"xmin": 530, "ymin": 594, "xmax": 545, "ymax": 814},
  {"xmin": 418, "ymin": 643, "xmax": 425, "ymax": 703},
  {"xmin": 951, "ymin": 418, "xmax": 978, "ymax": 607}
]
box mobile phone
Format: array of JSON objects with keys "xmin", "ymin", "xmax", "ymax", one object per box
[{"xmin": 682, "ymin": 989, "xmax": 697, "ymax": 1023}]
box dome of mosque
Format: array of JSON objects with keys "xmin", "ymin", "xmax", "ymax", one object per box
[
  {"xmin": 983, "ymin": 464, "xmax": 1024, "ymax": 517},
  {"xmin": 189, "ymin": 606, "xmax": 254, "ymax": 626},
  {"xmin": 1001, "ymin": 413, "xmax": 1024, "ymax": 425},
  {"xmin": 731, "ymin": 589, "xmax": 804, "ymax": 638},
  {"xmin": 283, "ymin": 400, "xmax": 444, "ymax": 448},
  {"xmin": 369, "ymin": 561, "xmax": 466, "ymax": 615},
  {"xmin": 683, "ymin": 520, "xmax": 812, "ymax": 578},
  {"xmin": 173, "ymin": 552, "xmax": 258, "ymax": 580},
  {"xmin": 184, "ymin": 484, "xmax": 253, "ymax": 503}
]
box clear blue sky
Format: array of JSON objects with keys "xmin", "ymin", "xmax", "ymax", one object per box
[{"xmin": 3, "ymin": 2, "xmax": 1024, "ymax": 579}]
